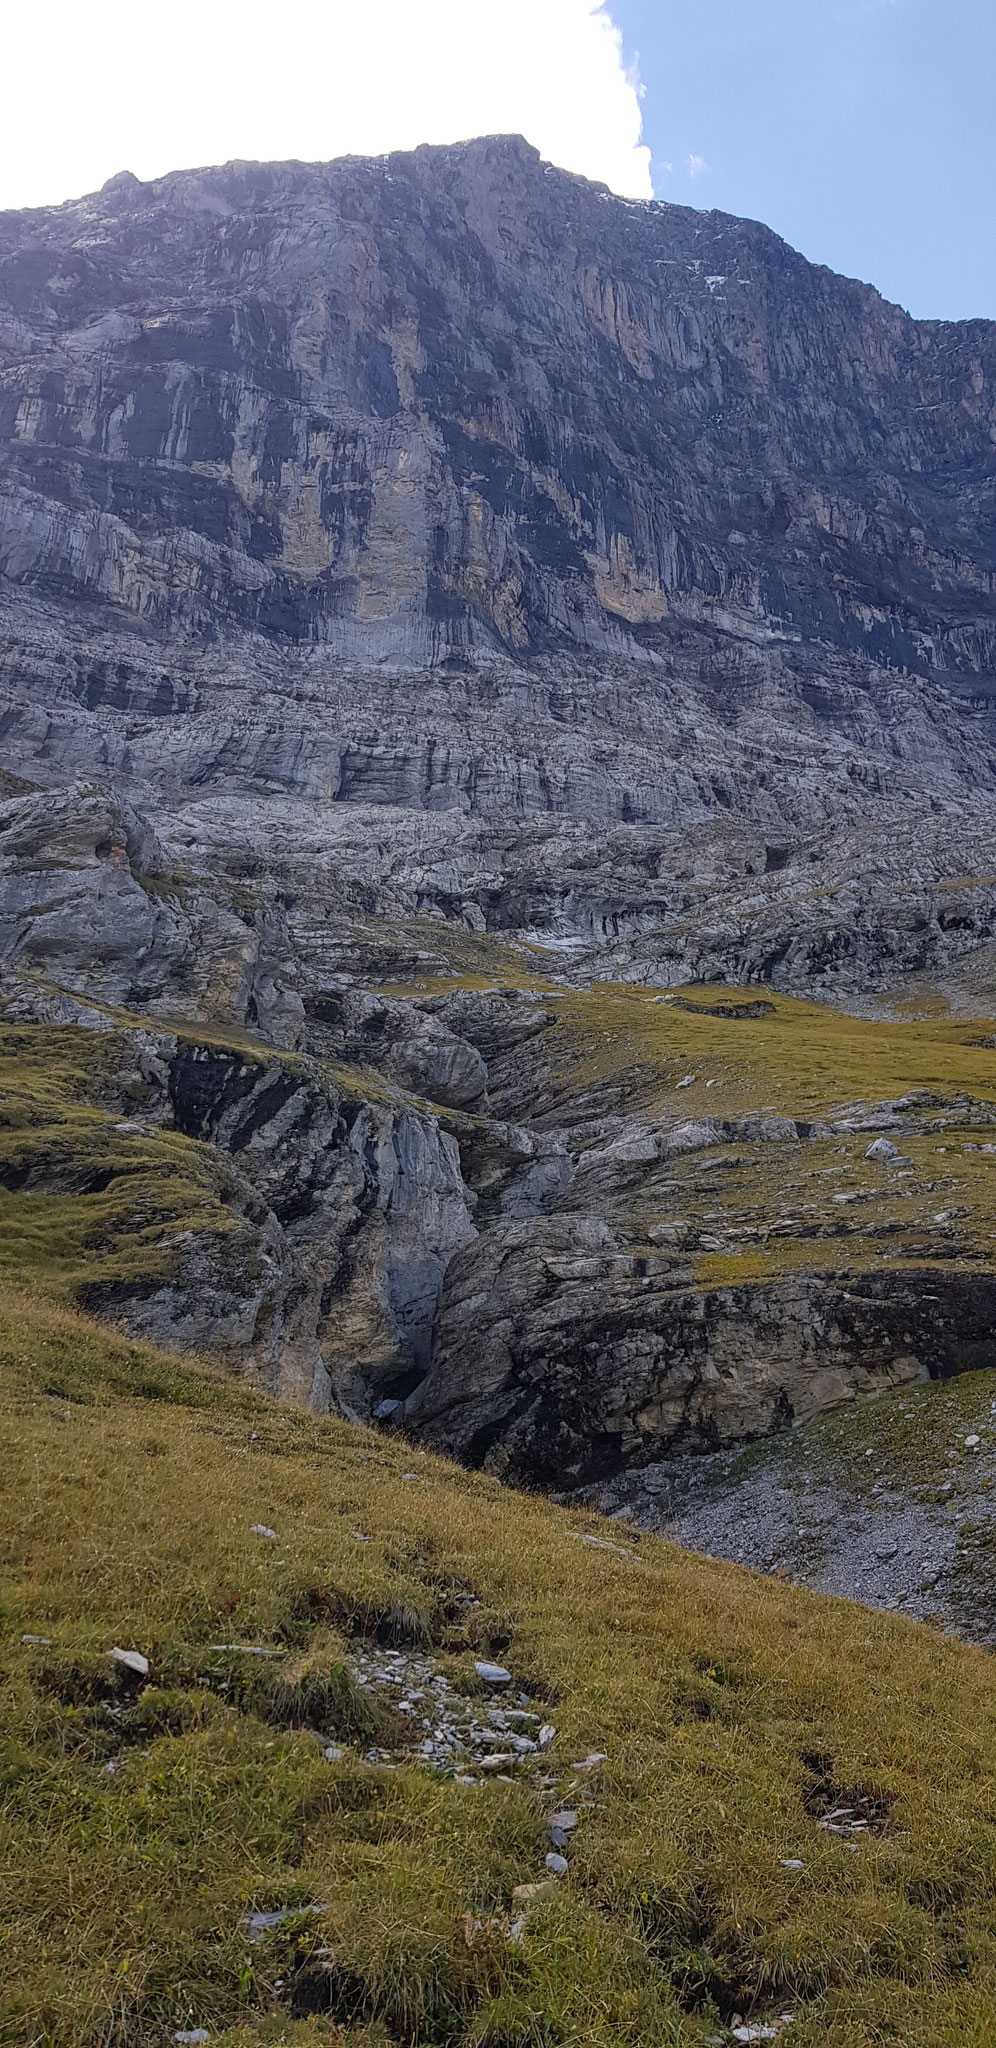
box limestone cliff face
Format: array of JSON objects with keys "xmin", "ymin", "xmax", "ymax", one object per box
[
  {"xmin": 1, "ymin": 134, "xmax": 996, "ymax": 837},
  {"xmin": 3, "ymin": 138, "xmax": 996, "ymax": 991},
  {"xmin": 1, "ymin": 134, "xmax": 995, "ymax": 683}
]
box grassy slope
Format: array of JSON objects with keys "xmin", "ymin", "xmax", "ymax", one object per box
[
  {"xmin": 0, "ymin": 1022, "xmax": 236, "ymax": 1302},
  {"xmin": 5, "ymin": 984, "xmax": 996, "ymax": 2041},
  {"xmin": 4, "ymin": 1295, "xmax": 996, "ymax": 2047}
]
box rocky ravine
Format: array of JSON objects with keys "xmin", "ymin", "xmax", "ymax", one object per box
[{"xmin": 3, "ymin": 138, "xmax": 996, "ymax": 1628}]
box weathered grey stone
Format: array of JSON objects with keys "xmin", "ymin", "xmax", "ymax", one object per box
[
  {"xmin": 474, "ymin": 1661, "xmax": 512, "ymax": 1686},
  {"xmin": 108, "ymin": 1647, "xmax": 149, "ymax": 1677}
]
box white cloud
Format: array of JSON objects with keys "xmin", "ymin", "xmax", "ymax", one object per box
[
  {"xmin": 687, "ymin": 153, "xmax": 710, "ymax": 178},
  {"xmin": 0, "ymin": 0, "xmax": 652, "ymax": 211}
]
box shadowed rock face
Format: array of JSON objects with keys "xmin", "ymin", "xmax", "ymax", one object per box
[{"xmin": 4, "ymin": 140, "xmax": 996, "ymax": 1492}]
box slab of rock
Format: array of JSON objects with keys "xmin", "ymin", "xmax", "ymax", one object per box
[{"xmin": 108, "ymin": 1647, "xmax": 150, "ymax": 1679}]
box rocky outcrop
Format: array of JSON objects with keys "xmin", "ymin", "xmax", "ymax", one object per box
[
  {"xmin": 2, "ymin": 974, "xmax": 478, "ymax": 1411},
  {"xmin": 586, "ymin": 1354, "xmax": 996, "ymax": 1652},
  {"xmin": 410, "ymin": 1224, "xmax": 996, "ymax": 1486},
  {"xmin": 161, "ymin": 1040, "xmax": 477, "ymax": 1407}
]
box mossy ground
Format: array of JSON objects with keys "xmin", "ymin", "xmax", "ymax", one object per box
[
  {"xmin": 5, "ymin": 978, "xmax": 996, "ymax": 2038},
  {"xmin": 517, "ymin": 981, "xmax": 996, "ymax": 1122},
  {"xmin": 4, "ymin": 1293, "xmax": 996, "ymax": 2046},
  {"xmin": 0, "ymin": 1022, "xmax": 236, "ymax": 1303}
]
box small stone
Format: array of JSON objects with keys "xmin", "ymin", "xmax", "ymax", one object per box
[
  {"xmin": 207, "ymin": 1643, "xmax": 286, "ymax": 1658},
  {"xmin": 865, "ymin": 1137, "xmax": 899, "ymax": 1161},
  {"xmin": 373, "ymin": 1399, "xmax": 400, "ymax": 1418},
  {"xmin": 475, "ymin": 1660, "xmax": 512, "ymax": 1685},
  {"xmin": 676, "ymin": 1074, "xmax": 696, "ymax": 1089},
  {"xmin": 108, "ymin": 1646, "xmax": 150, "ymax": 1678},
  {"xmin": 874, "ymin": 1542, "xmax": 899, "ymax": 1563},
  {"xmin": 965, "ymin": 1435, "xmax": 981, "ymax": 1450},
  {"xmin": 537, "ymin": 1723, "xmax": 557, "ymax": 1749},
  {"xmin": 242, "ymin": 1903, "xmax": 325, "ymax": 1940},
  {"xmin": 568, "ymin": 1531, "xmax": 642, "ymax": 1563},
  {"xmin": 572, "ymin": 1751, "xmax": 608, "ymax": 1770},
  {"xmin": 546, "ymin": 1852, "xmax": 569, "ymax": 1876},
  {"xmin": 780, "ymin": 1858, "xmax": 805, "ymax": 1870},
  {"xmin": 549, "ymin": 1808, "xmax": 578, "ymax": 1833},
  {"xmin": 20, "ymin": 1634, "xmax": 53, "ymax": 1646},
  {"xmin": 512, "ymin": 1879, "xmax": 557, "ymax": 1910},
  {"xmin": 173, "ymin": 2033, "xmax": 210, "ymax": 2045},
  {"xmin": 732, "ymin": 2029, "xmax": 780, "ymax": 2045},
  {"xmin": 323, "ymin": 1745, "xmax": 345, "ymax": 1762},
  {"xmin": 249, "ymin": 1524, "xmax": 278, "ymax": 1540}
]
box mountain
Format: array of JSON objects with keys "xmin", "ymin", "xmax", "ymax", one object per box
[
  {"xmin": 2, "ymin": 137, "xmax": 996, "ymax": 997},
  {"xmin": 7, "ymin": 138, "xmax": 996, "ymax": 2048},
  {"xmin": 2, "ymin": 137, "xmax": 996, "ymax": 1528}
]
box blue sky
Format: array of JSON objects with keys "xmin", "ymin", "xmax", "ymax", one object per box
[{"xmin": 613, "ymin": 0, "xmax": 996, "ymax": 320}]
